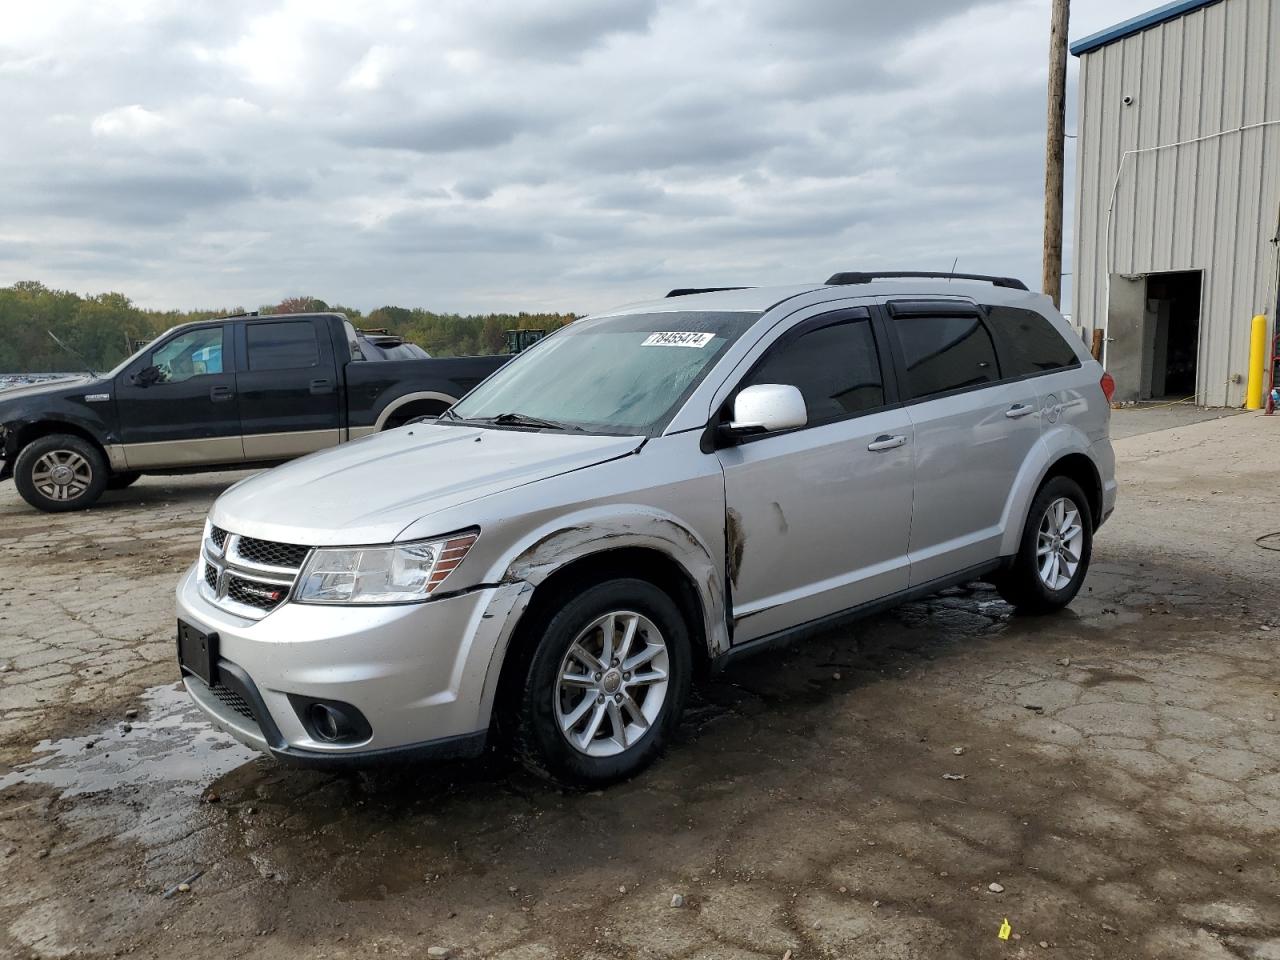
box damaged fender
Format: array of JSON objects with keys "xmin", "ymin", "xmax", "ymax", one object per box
[{"xmin": 471, "ymin": 506, "xmax": 729, "ymax": 729}]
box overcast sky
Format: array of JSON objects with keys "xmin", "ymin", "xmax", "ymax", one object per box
[{"xmin": 1, "ymin": 0, "xmax": 1156, "ymax": 316}]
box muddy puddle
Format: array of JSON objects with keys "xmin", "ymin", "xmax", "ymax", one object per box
[{"xmin": 0, "ymin": 682, "xmax": 259, "ymax": 800}]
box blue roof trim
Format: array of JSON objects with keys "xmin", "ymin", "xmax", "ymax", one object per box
[{"xmin": 1070, "ymin": 0, "xmax": 1223, "ymax": 56}]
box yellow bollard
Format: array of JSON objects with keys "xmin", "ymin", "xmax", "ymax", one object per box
[{"xmin": 1246, "ymin": 315, "xmax": 1267, "ymax": 410}]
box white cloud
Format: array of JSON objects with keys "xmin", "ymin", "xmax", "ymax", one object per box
[
  {"xmin": 0, "ymin": 0, "xmax": 1159, "ymax": 315},
  {"xmin": 90, "ymin": 104, "xmax": 171, "ymax": 138}
]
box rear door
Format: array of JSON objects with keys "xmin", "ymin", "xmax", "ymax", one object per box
[
  {"xmin": 114, "ymin": 323, "xmax": 243, "ymax": 468},
  {"xmin": 984, "ymin": 304, "xmax": 1088, "ymax": 433},
  {"xmin": 717, "ymin": 306, "xmax": 915, "ymax": 643},
  {"xmin": 882, "ymin": 300, "xmax": 1042, "ymax": 585},
  {"xmin": 235, "ymin": 317, "xmax": 341, "ymax": 460}
]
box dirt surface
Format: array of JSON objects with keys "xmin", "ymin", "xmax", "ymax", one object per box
[{"xmin": 1, "ymin": 413, "xmax": 1278, "ymax": 960}]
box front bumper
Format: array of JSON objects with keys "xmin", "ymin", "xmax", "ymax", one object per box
[{"xmin": 175, "ymin": 562, "xmax": 516, "ymax": 763}]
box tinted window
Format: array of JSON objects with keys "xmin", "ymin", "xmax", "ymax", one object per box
[
  {"xmin": 743, "ymin": 315, "xmax": 885, "ymax": 425},
  {"xmin": 893, "ymin": 314, "xmax": 998, "ymax": 399},
  {"xmin": 150, "ymin": 327, "xmax": 223, "ymax": 384},
  {"xmin": 986, "ymin": 306, "xmax": 1080, "ymax": 377},
  {"xmin": 246, "ymin": 321, "xmax": 319, "ymax": 371}
]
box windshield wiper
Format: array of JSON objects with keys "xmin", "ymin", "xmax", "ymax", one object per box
[{"xmin": 482, "ymin": 411, "xmax": 580, "ymax": 431}]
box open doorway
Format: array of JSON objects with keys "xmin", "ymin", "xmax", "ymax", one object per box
[{"xmin": 1141, "ymin": 271, "xmax": 1201, "ymax": 400}]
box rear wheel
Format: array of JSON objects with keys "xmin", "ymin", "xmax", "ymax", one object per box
[
  {"xmin": 513, "ymin": 578, "xmax": 691, "ymax": 785},
  {"xmin": 997, "ymin": 475, "xmax": 1093, "ymax": 614},
  {"xmin": 13, "ymin": 434, "xmax": 109, "ymax": 512}
]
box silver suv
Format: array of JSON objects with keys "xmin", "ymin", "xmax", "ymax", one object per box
[{"xmin": 176, "ymin": 272, "xmax": 1117, "ymax": 784}]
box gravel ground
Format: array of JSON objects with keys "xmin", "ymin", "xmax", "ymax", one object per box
[{"xmin": 0, "ymin": 411, "xmax": 1277, "ymax": 960}]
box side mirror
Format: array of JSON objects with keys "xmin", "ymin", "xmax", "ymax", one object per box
[
  {"xmin": 133, "ymin": 365, "xmax": 161, "ymax": 387},
  {"xmin": 718, "ymin": 384, "xmax": 807, "ymax": 443}
]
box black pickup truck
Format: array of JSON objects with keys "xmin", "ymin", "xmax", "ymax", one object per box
[{"xmin": 0, "ymin": 312, "xmax": 509, "ymax": 512}]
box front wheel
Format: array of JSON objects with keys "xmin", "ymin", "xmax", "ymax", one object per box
[
  {"xmin": 513, "ymin": 579, "xmax": 692, "ymax": 785},
  {"xmin": 13, "ymin": 434, "xmax": 109, "ymax": 513},
  {"xmin": 997, "ymin": 475, "xmax": 1093, "ymax": 614}
]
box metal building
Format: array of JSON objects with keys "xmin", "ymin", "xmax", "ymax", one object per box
[{"xmin": 1070, "ymin": 0, "xmax": 1279, "ymax": 406}]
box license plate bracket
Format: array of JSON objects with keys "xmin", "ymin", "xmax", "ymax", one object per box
[{"xmin": 177, "ymin": 620, "xmax": 219, "ymax": 686}]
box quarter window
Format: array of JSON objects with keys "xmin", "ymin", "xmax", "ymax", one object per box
[
  {"xmin": 742, "ymin": 315, "xmax": 885, "ymax": 426},
  {"xmin": 892, "ymin": 314, "xmax": 998, "ymax": 400},
  {"xmin": 246, "ymin": 321, "xmax": 320, "ymax": 371},
  {"xmin": 986, "ymin": 306, "xmax": 1080, "ymax": 377}
]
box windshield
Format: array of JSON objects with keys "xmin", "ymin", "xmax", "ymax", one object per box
[{"xmin": 449, "ymin": 310, "xmax": 760, "ymax": 435}]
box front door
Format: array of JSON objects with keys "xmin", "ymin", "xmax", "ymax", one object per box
[
  {"xmin": 114, "ymin": 323, "xmax": 243, "ymax": 468},
  {"xmin": 235, "ymin": 317, "xmax": 342, "ymax": 460},
  {"xmin": 717, "ymin": 308, "xmax": 915, "ymax": 643},
  {"xmin": 882, "ymin": 301, "xmax": 1043, "ymax": 584}
]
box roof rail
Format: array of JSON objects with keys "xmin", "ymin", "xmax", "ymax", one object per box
[
  {"xmin": 825, "ymin": 271, "xmax": 1029, "ymax": 291},
  {"xmin": 665, "ymin": 286, "xmax": 751, "ymax": 298}
]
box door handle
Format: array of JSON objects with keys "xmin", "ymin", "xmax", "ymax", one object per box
[
  {"xmin": 210, "ymin": 385, "xmax": 234, "ymax": 402},
  {"xmin": 867, "ymin": 434, "xmax": 906, "ymax": 452},
  {"xmin": 1005, "ymin": 403, "xmax": 1035, "ymax": 419},
  {"xmin": 310, "ymin": 378, "xmax": 334, "ymax": 395}
]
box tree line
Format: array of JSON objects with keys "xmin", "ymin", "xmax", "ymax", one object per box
[{"xmin": 0, "ymin": 282, "xmax": 576, "ymax": 374}]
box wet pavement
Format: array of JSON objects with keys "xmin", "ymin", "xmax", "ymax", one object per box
[{"xmin": 1, "ymin": 413, "xmax": 1278, "ymax": 959}]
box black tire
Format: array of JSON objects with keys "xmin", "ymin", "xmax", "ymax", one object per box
[
  {"xmin": 512, "ymin": 578, "xmax": 692, "ymax": 786},
  {"xmin": 14, "ymin": 434, "xmax": 110, "ymax": 513},
  {"xmin": 997, "ymin": 475, "xmax": 1093, "ymax": 614},
  {"xmin": 106, "ymin": 471, "xmax": 142, "ymax": 490}
]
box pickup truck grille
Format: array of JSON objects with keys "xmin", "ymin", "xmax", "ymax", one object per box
[{"xmin": 201, "ymin": 525, "xmax": 312, "ymax": 619}]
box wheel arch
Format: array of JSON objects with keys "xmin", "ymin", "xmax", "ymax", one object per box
[
  {"xmin": 473, "ymin": 512, "xmax": 728, "ymax": 734},
  {"xmin": 9, "ymin": 419, "xmax": 120, "ymax": 469},
  {"xmin": 374, "ymin": 391, "xmax": 457, "ymax": 431},
  {"xmin": 999, "ymin": 435, "xmax": 1103, "ymax": 557}
]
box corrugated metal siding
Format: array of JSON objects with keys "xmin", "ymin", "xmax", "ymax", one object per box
[{"xmin": 1072, "ymin": 0, "xmax": 1280, "ymax": 406}]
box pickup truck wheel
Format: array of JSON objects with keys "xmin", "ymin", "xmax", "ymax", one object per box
[
  {"xmin": 513, "ymin": 578, "xmax": 691, "ymax": 786},
  {"xmin": 13, "ymin": 434, "xmax": 109, "ymax": 512},
  {"xmin": 997, "ymin": 475, "xmax": 1093, "ymax": 615},
  {"xmin": 106, "ymin": 471, "xmax": 141, "ymax": 490}
]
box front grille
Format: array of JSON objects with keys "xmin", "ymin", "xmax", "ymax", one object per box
[
  {"xmin": 211, "ymin": 683, "xmax": 255, "ymax": 722},
  {"xmin": 198, "ymin": 520, "xmax": 311, "ymax": 619},
  {"xmin": 236, "ymin": 536, "xmax": 310, "ymax": 569}
]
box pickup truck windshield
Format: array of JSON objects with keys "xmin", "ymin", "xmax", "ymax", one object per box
[{"xmin": 448, "ymin": 310, "xmax": 761, "ymax": 435}]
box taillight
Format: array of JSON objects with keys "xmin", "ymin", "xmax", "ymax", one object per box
[{"xmin": 1100, "ymin": 371, "xmax": 1116, "ymax": 403}]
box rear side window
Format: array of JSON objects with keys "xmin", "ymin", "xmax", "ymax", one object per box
[
  {"xmin": 892, "ymin": 313, "xmax": 998, "ymax": 400},
  {"xmin": 246, "ymin": 321, "xmax": 320, "ymax": 371},
  {"xmin": 985, "ymin": 306, "xmax": 1080, "ymax": 377},
  {"xmin": 743, "ymin": 314, "xmax": 885, "ymax": 425}
]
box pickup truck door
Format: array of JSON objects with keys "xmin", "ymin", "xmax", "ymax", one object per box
[
  {"xmin": 234, "ymin": 317, "xmax": 342, "ymax": 460},
  {"xmin": 114, "ymin": 323, "xmax": 244, "ymax": 468}
]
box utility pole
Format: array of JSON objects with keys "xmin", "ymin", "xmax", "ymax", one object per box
[{"xmin": 1042, "ymin": 0, "xmax": 1070, "ymax": 308}]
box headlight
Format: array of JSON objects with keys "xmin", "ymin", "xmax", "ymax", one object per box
[{"xmin": 294, "ymin": 529, "xmax": 479, "ymax": 605}]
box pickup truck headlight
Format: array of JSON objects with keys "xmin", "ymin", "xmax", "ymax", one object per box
[{"xmin": 295, "ymin": 530, "xmax": 479, "ymax": 605}]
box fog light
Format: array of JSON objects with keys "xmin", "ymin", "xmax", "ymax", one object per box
[{"xmin": 309, "ymin": 703, "xmax": 342, "ymax": 741}]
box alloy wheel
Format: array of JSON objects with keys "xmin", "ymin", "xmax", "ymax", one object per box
[
  {"xmin": 1037, "ymin": 496, "xmax": 1084, "ymax": 590},
  {"xmin": 554, "ymin": 610, "xmax": 670, "ymax": 758},
  {"xmin": 31, "ymin": 450, "xmax": 94, "ymax": 502}
]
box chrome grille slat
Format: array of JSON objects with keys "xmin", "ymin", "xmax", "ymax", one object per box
[{"xmin": 198, "ymin": 526, "xmax": 312, "ymax": 619}]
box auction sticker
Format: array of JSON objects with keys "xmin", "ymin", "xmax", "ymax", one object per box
[{"xmin": 642, "ymin": 331, "xmax": 715, "ymax": 348}]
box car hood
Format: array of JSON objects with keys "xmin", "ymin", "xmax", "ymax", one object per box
[
  {"xmin": 0, "ymin": 376, "xmax": 97, "ymax": 405},
  {"xmin": 210, "ymin": 424, "xmax": 644, "ymax": 545}
]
